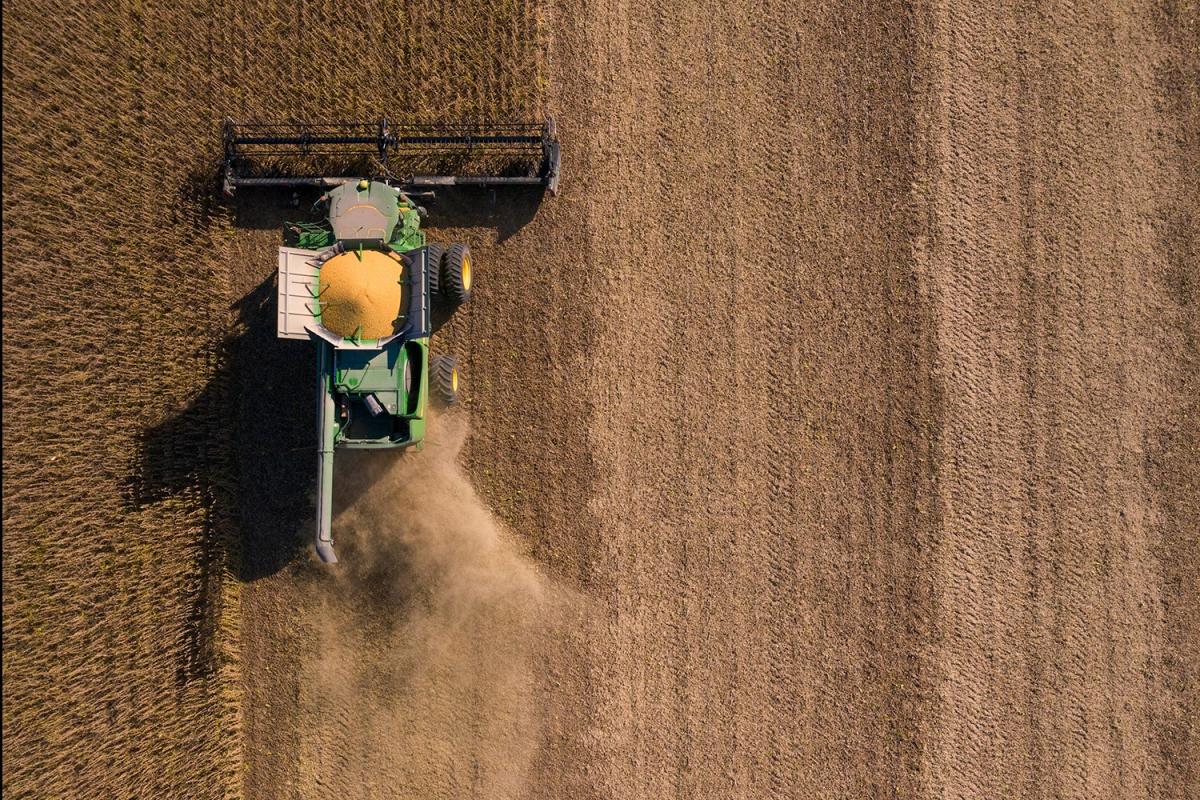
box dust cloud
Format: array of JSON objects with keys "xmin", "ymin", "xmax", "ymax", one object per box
[{"xmin": 296, "ymin": 413, "xmax": 579, "ymax": 800}]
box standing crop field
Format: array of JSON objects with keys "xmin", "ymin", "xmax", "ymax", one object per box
[{"xmin": 1, "ymin": 2, "xmax": 546, "ymax": 797}]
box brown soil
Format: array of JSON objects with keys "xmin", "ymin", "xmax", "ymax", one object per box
[
  {"xmin": 3, "ymin": 1, "xmax": 1196, "ymax": 798},
  {"xmin": 912, "ymin": 4, "xmax": 1199, "ymax": 797},
  {"xmin": 240, "ymin": 2, "xmax": 1198, "ymax": 800}
]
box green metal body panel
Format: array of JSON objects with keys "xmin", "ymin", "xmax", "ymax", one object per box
[
  {"xmin": 301, "ymin": 180, "xmax": 438, "ymax": 562},
  {"xmin": 331, "ymin": 337, "xmax": 429, "ymax": 450},
  {"xmin": 328, "ymin": 180, "xmax": 401, "ymax": 242},
  {"xmin": 312, "ymin": 181, "xmax": 434, "ymax": 450},
  {"xmin": 289, "ymin": 220, "xmax": 335, "ymax": 249},
  {"xmin": 390, "ymin": 206, "xmax": 426, "ymax": 252},
  {"xmin": 285, "ymin": 181, "xmax": 427, "ymax": 251}
]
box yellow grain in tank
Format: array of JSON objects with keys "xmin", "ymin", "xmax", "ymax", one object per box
[{"xmin": 318, "ymin": 250, "xmax": 407, "ymax": 339}]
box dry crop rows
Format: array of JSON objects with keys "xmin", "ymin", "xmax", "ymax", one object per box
[{"xmin": 2, "ymin": 2, "xmax": 545, "ymax": 797}]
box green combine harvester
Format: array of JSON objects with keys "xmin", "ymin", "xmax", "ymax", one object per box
[{"xmin": 223, "ymin": 118, "xmax": 560, "ymax": 562}]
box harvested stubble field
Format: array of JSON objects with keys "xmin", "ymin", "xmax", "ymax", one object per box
[
  {"xmin": 3, "ymin": 1, "xmax": 1199, "ymax": 800},
  {"xmin": 2, "ymin": 1, "xmax": 544, "ymax": 798}
]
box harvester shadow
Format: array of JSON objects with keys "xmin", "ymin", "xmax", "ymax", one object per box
[
  {"xmin": 125, "ymin": 269, "xmax": 407, "ymax": 586},
  {"xmin": 174, "ymin": 164, "xmax": 224, "ymax": 233},
  {"xmin": 421, "ymin": 185, "xmax": 545, "ymax": 243},
  {"xmin": 119, "ymin": 366, "xmax": 234, "ymax": 687},
  {"xmin": 119, "ymin": 278, "xmax": 297, "ymax": 687},
  {"xmin": 121, "ymin": 278, "xmax": 303, "ymax": 585},
  {"xmin": 226, "ymin": 187, "xmax": 316, "ymax": 230},
  {"xmin": 222, "ymin": 275, "xmax": 401, "ymax": 580},
  {"xmin": 224, "ymin": 275, "xmax": 318, "ymax": 581}
]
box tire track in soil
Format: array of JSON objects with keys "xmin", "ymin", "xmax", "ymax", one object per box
[{"xmin": 914, "ymin": 2, "xmax": 1198, "ymax": 798}]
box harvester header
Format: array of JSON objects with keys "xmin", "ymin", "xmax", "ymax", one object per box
[{"xmin": 222, "ymin": 117, "xmax": 560, "ymax": 197}]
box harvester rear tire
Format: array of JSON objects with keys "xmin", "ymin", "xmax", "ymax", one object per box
[
  {"xmin": 429, "ymin": 354, "xmax": 460, "ymax": 407},
  {"xmin": 441, "ymin": 243, "xmax": 472, "ymax": 307},
  {"xmin": 425, "ymin": 242, "xmax": 446, "ymax": 298}
]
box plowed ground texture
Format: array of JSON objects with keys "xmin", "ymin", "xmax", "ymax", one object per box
[
  {"xmin": 4, "ymin": 2, "xmax": 1198, "ymax": 800},
  {"xmin": 1, "ymin": 2, "xmax": 544, "ymax": 798}
]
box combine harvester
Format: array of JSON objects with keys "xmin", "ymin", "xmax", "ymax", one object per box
[{"xmin": 223, "ymin": 118, "xmax": 561, "ymax": 562}]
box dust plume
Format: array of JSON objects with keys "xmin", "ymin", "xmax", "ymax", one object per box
[{"xmin": 295, "ymin": 413, "xmax": 578, "ymax": 799}]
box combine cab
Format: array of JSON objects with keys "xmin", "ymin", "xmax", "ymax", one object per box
[{"xmin": 230, "ymin": 118, "xmax": 560, "ymax": 562}]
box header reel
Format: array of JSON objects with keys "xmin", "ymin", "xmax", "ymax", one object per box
[{"xmin": 222, "ymin": 117, "xmax": 561, "ymax": 198}]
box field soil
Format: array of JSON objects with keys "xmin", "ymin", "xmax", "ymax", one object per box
[
  {"xmin": 2, "ymin": 2, "xmax": 544, "ymax": 798},
  {"xmin": 240, "ymin": 2, "xmax": 1198, "ymax": 800},
  {"xmin": 3, "ymin": 1, "xmax": 1196, "ymax": 799}
]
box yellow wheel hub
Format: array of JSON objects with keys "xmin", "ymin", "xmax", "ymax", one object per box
[
  {"xmin": 461, "ymin": 253, "xmax": 472, "ymax": 292},
  {"xmin": 451, "ymin": 368, "xmax": 459, "ymax": 392}
]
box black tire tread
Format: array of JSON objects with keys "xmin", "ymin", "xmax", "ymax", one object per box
[
  {"xmin": 429, "ymin": 354, "xmax": 459, "ymax": 407},
  {"xmin": 442, "ymin": 242, "xmax": 472, "ymax": 307},
  {"xmin": 425, "ymin": 242, "xmax": 446, "ymax": 298}
]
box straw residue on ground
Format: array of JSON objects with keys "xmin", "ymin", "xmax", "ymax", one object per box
[
  {"xmin": 1, "ymin": 1, "xmax": 547, "ymax": 797},
  {"xmin": 3, "ymin": 1, "xmax": 1196, "ymax": 799}
]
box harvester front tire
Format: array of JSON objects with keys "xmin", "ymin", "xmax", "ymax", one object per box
[
  {"xmin": 425, "ymin": 242, "xmax": 446, "ymax": 298},
  {"xmin": 430, "ymin": 354, "xmax": 460, "ymax": 407},
  {"xmin": 441, "ymin": 243, "xmax": 472, "ymax": 307}
]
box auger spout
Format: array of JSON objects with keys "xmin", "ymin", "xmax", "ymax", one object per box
[{"xmin": 315, "ymin": 341, "xmax": 338, "ymax": 564}]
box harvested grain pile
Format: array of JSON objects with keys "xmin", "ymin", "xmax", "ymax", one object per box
[{"xmin": 319, "ymin": 251, "xmax": 406, "ymax": 339}]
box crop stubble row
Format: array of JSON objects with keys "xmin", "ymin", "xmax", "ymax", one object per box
[{"xmin": 2, "ymin": 1, "xmax": 546, "ymax": 798}]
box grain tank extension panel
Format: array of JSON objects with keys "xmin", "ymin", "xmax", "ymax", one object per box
[{"xmin": 277, "ymin": 247, "xmax": 322, "ymax": 340}]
